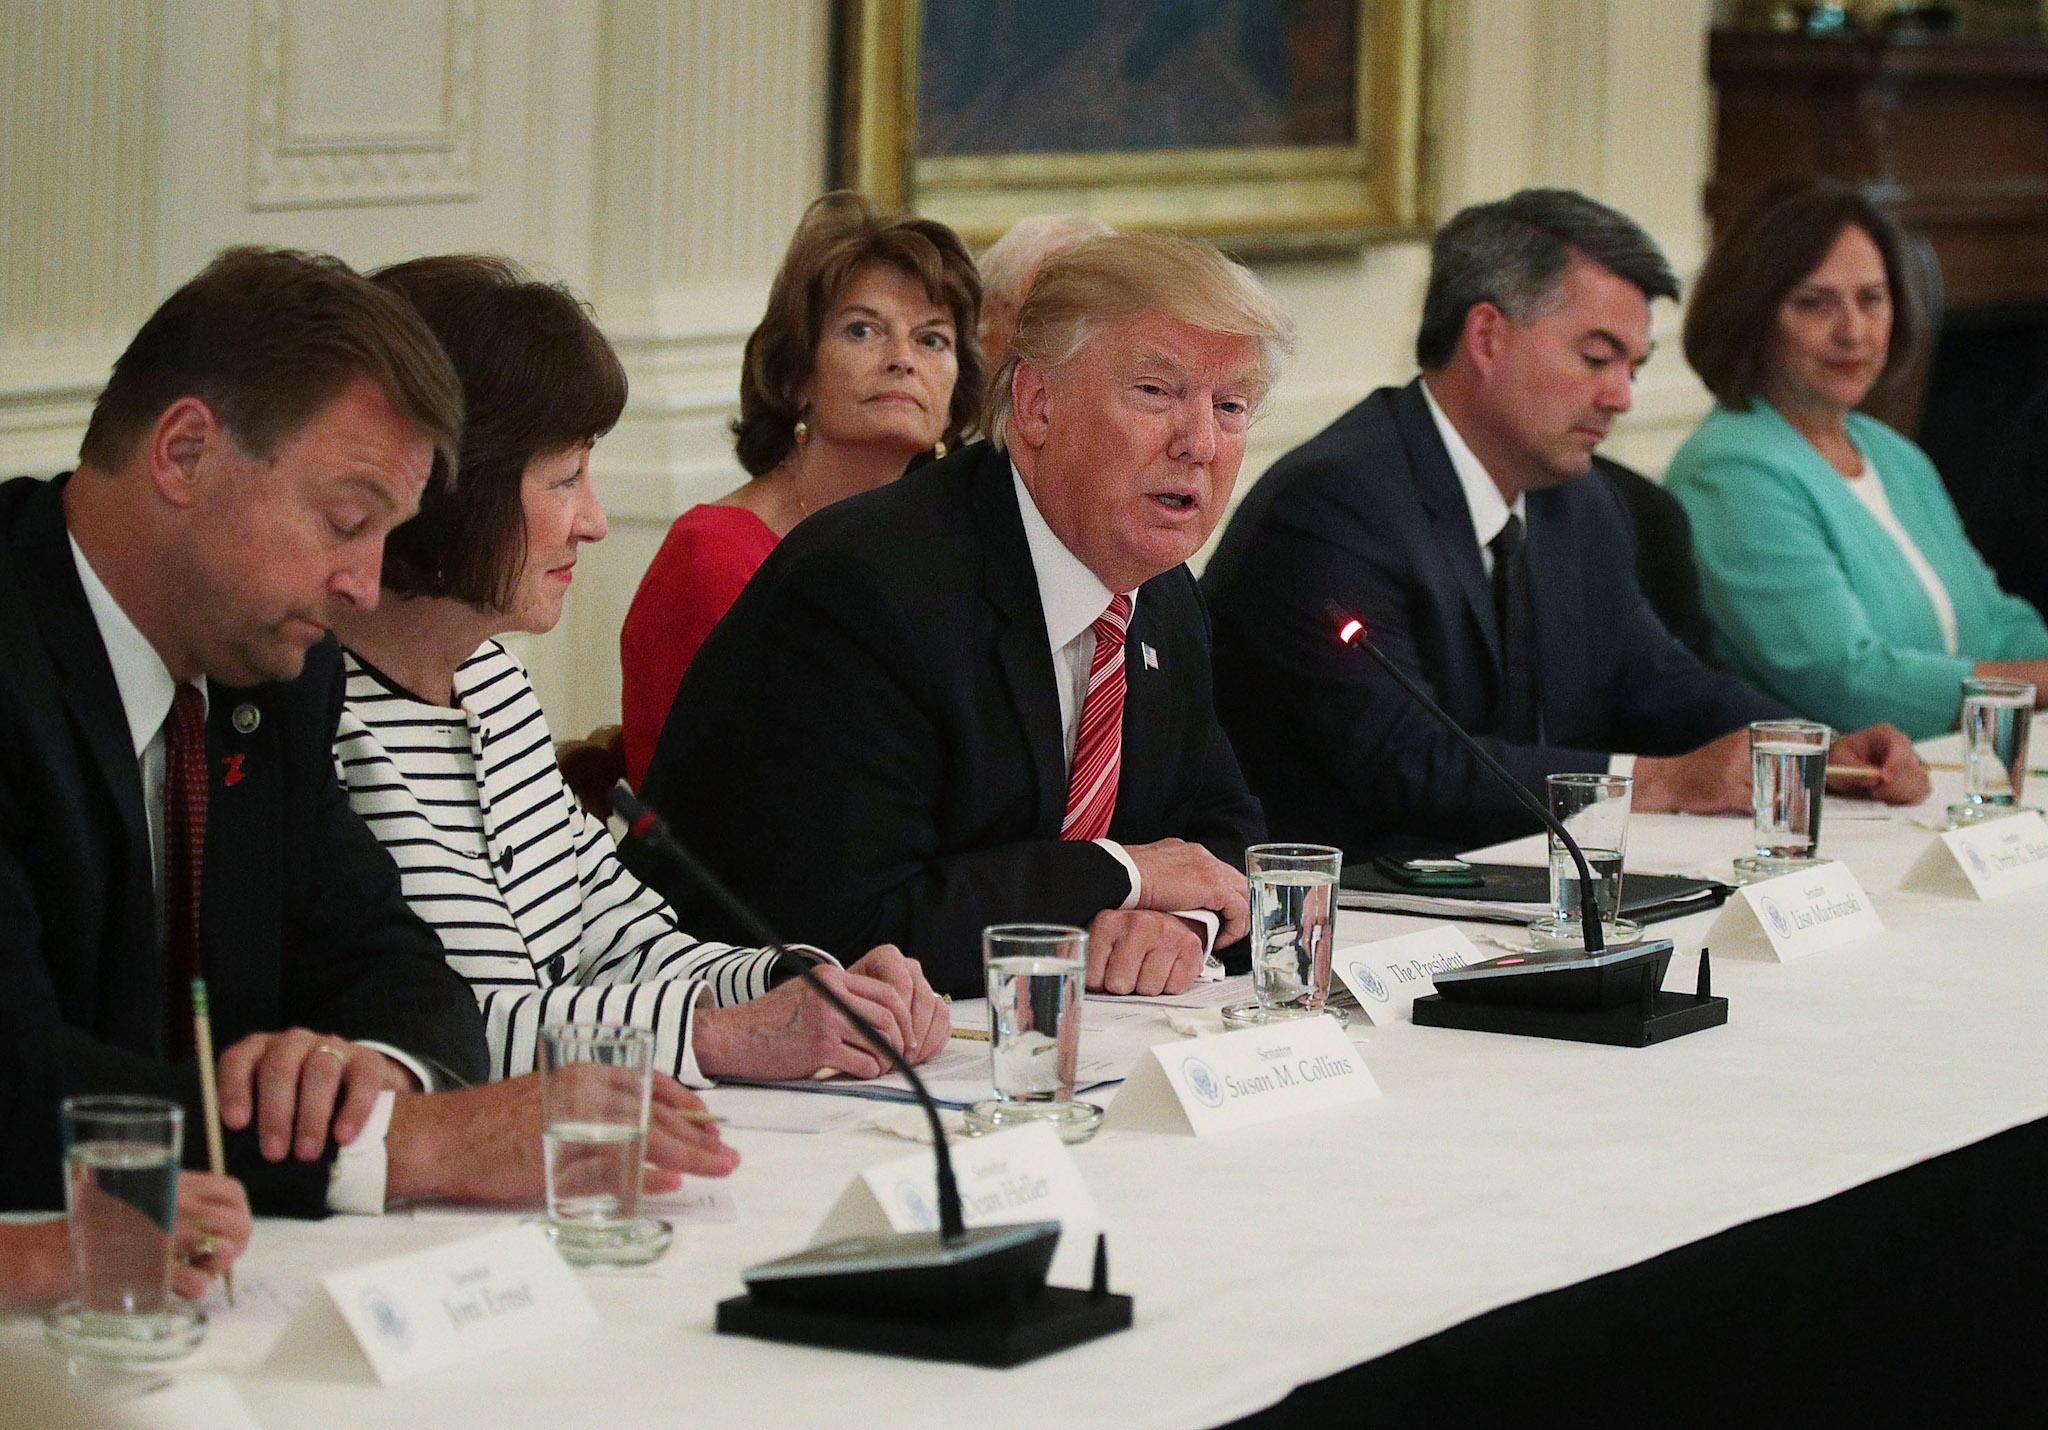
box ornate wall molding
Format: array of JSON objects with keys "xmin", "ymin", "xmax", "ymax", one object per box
[{"xmin": 247, "ymin": 0, "xmax": 481, "ymax": 210}]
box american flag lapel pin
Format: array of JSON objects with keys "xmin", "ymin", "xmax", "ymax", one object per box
[{"xmin": 1142, "ymin": 642, "xmax": 1159, "ymax": 670}]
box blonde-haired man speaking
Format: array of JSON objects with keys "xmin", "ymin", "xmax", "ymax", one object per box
[{"xmin": 639, "ymin": 233, "xmax": 1293, "ymax": 997}]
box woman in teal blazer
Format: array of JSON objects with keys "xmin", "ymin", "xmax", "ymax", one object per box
[{"xmin": 1667, "ymin": 177, "xmax": 2048, "ymax": 740}]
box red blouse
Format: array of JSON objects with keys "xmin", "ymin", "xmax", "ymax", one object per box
[{"xmin": 620, "ymin": 503, "xmax": 780, "ymax": 786}]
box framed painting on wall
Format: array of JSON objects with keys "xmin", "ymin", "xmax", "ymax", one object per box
[{"xmin": 836, "ymin": 0, "xmax": 1437, "ymax": 252}]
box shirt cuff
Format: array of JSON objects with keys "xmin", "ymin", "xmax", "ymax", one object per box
[
  {"xmin": 358, "ymin": 1042, "xmax": 435, "ymax": 1093},
  {"xmin": 1607, "ymin": 754, "xmax": 1637, "ymax": 778},
  {"xmin": 676, "ymin": 985, "xmax": 710, "ymax": 1089},
  {"xmin": 1095, "ymin": 839, "xmax": 1141, "ymax": 910},
  {"xmin": 325, "ymin": 1089, "xmax": 396, "ymax": 1215},
  {"xmin": 1173, "ymin": 908, "xmax": 1223, "ymax": 977}
]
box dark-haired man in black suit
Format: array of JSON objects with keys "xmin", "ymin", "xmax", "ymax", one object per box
[
  {"xmin": 641, "ymin": 233, "xmax": 1288, "ymax": 996},
  {"xmin": 2, "ymin": 248, "xmax": 731, "ymax": 1217},
  {"xmin": 1205, "ymin": 190, "xmax": 1927, "ymax": 857}
]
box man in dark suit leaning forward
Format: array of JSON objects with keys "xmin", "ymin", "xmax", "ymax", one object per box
[
  {"xmin": 641, "ymin": 233, "xmax": 1285, "ymax": 997},
  {"xmin": 1204, "ymin": 189, "xmax": 1928, "ymax": 857},
  {"xmin": 2, "ymin": 249, "xmax": 731, "ymax": 1217}
]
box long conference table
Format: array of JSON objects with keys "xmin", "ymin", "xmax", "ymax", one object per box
[{"xmin": 10, "ymin": 724, "xmax": 2048, "ymax": 1425}]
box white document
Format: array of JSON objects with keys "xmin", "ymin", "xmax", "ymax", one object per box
[
  {"xmin": 738, "ymin": 1038, "xmax": 1132, "ymax": 1109},
  {"xmin": 322, "ymin": 1224, "xmax": 595, "ymax": 1385},
  {"xmin": 1901, "ymin": 811, "xmax": 2048, "ymax": 901},
  {"xmin": 1103, "ymin": 1018, "xmax": 1379, "ymax": 1136},
  {"xmin": 1331, "ymin": 928, "xmax": 1482, "ymax": 1024},
  {"xmin": 812, "ymin": 1123, "xmax": 1102, "ymax": 1286},
  {"xmin": 642, "ymin": 1183, "xmax": 740, "ymax": 1225},
  {"xmin": 1704, "ymin": 862, "xmax": 1883, "ymax": 962}
]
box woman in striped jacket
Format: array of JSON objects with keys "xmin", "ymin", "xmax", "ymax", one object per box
[{"xmin": 330, "ymin": 255, "xmax": 950, "ymax": 1092}]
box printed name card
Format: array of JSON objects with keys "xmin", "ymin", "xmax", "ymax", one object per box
[
  {"xmin": 1902, "ymin": 811, "xmax": 2048, "ymax": 901},
  {"xmin": 1703, "ymin": 861, "xmax": 1883, "ymax": 962},
  {"xmin": 323, "ymin": 1224, "xmax": 595, "ymax": 1384},
  {"xmin": 813, "ymin": 1123, "xmax": 1102, "ymax": 1286},
  {"xmin": 1104, "ymin": 1016, "xmax": 1379, "ymax": 1136},
  {"xmin": 1331, "ymin": 928, "xmax": 1482, "ymax": 1025}
]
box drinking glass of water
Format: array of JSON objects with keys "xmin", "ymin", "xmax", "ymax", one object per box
[
  {"xmin": 45, "ymin": 1096, "xmax": 204, "ymax": 1362},
  {"xmin": 1222, "ymin": 843, "xmax": 1347, "ymax": 1030},
  {"xmin": 539, "ymin": 1023, "xmax": 672, "ymax": 1267},
  {"xmin": 1528, "ymin": 773, "xmax": 1639, "ymax": 950},
  {"xmin": 1951, "ymin": 677, "xmax": 2035, "ymax": 827},
  {"xmin": 1735, "ymin": 719, "xmax": 1832, "ymax": 880},
  {"xmin": 965, "ymin": 924, "xmax": 1101, "ymax": 1143}
]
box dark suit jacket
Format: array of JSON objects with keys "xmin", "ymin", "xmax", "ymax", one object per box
[
  {"xmin": 636, "ymin": 442, "xmax": 1265, "ymax": 995},
  {"xmin": 1202, "ymin": 380, "xmax": 1787, "ymax": 857},
  {"xmin": 0, "ymin": 475, "xmax": 487, "ymax": 1215}
]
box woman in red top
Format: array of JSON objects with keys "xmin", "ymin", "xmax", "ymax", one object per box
[{"xmin": 619, "ymin": 192, "xmax": 983, "ymax": 784}]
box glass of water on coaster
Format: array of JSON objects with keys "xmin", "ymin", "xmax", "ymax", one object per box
[
  {"xmin": 45, "ymin": 1096, "xmax": 204, "ymax": 1362},
  {"xmin": 1222, "ymin": 843, "xmax": 1347, "ymax": 1029},
  {"xmin": 539, "ymin": 1023, "xmax": 673, "ymax": 1267},
  {"xmin": 1527, "ymin": 773, "xmax": 1640, "ymax": 950},
  {"xmin": 1950, "ymin": 677, "xmax": 2035, "ymax": 827},
  {"xmin": 1734, "ymin": 719, "xmax": 1832, "ymax": 880},
  {"xmin": 965, "ymin": 923, "xmax": 1102, "ymax": 1143}
]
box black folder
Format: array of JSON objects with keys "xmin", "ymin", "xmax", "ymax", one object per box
[{"xmin": 1338, "ymin": 862, "xmax": 1732, "ymax": 927}]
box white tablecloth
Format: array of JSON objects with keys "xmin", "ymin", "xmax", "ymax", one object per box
[{"xmin": 15, "ymin": 745, "xmax": 2048, "ymax": 1428}]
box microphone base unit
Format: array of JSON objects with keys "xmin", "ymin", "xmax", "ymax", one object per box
[
  {"xmin": 718, "ymin": 1221, "xmax": 1135, "ymax": 1365},
  {"xmin": 1413, "ymin": 939, "xmax": 1730, "ymax": 1047},
  {"xmin": 716, "ymin": 1284, "xmax": 1135, "ymax": 1368}
]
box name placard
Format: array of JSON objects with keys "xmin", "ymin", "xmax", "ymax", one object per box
[
  {"xmin": 813, "ymin": 1123, "xmax": 1102, "ymax": 1286},
  {"xmin": 1704, "ymin": 861, "xmax": 1882, "ymax": 962},
  {"xmin": 1902, "ymin": 811, "xmax": 2048, "ymax": 901},
  {"xmin": 323, "ymin": 1224, "xmax": 595, "ymax": 1384},
  {"xmin": 1103, "ymin": 1017, "xmax": 1379, "ymax": 1137},
  {"xmin": 1331, "ymin": 928, "xmax": 1482, "ymax": 1025}
]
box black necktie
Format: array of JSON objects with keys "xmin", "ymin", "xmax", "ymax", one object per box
[{"xmin": 1490, "ymin": 514, "xmax": 1538, "ymax": 743}]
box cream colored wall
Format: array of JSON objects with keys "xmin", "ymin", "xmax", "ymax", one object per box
[{"xmin": 0, "ymin": 0, "xmax": 1715, "ymax": 739}]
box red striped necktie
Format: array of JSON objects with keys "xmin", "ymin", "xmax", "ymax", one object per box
[
  {"xmin": 1061, "ymin": 593, "xmax": 1133, "ymax": 842},
  {"xmin": 163, "ymin": 683, "xmax": 207, "ymax": 1058}
]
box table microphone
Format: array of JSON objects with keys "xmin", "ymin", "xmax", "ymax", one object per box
[
  {"xmin": 609, "ymin": 783, "xmax": 1062, "ymax": 1320},
  {"xmin": 1325, "ymin": 601, "xmax": 1606, "ymax": 952}
]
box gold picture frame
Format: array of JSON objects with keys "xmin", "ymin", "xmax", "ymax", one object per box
[{"xmin": 836, "ymin": 0, "xmax": 1438, "ymax": 253}]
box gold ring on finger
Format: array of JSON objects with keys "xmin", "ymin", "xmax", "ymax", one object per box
[
  {"xmin": 190, "ymin": 1232, "xmax": 219, "ymax": 1262},
  {"xmin": 313, "ymin": 1043, "xmax": 347, "ymax": 1067}
]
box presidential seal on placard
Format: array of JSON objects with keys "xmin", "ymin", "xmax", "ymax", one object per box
[
  {"xmin": 1760, "ymin": 896, "xmax": 1793, "ymax": 939},
  {"xmin": 893, "ymin": 1180, "xmax": 936, "ymax": 1230},
  {"xmin": 1352, "ymin": 962, "xmax": 1390, "ymax": 1003},
  {"xmin": 1965, "ymin": 844, "xmax": 1993, "ymax": 879},
  {"xmin": 1181, "ymin": 1057, "xmax": 1225, "ymax": 1109},
  {"xmin": 360, "ymin": 1287, "xmax": 412, "ymax": 1351}
]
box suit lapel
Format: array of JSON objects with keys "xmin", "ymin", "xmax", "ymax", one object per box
[
  {"xmin": 13, "ymin": 478, "xmax": 153, "ymax": 906},
  {"xmin": 1113, "ymin": 589, "xmax": 1169, "ymax": 836},
  {"xmin": 200, "ymin": 685, "xmax": 283, "ymax": 1034},
  {"xmin": 1390, "ymin": 380, "xmax": 1503, "ymax": 674},
  {"xmin": 973, "ymin": 453, "xmax": 1069, "ymax": 837},
  {"xmin": 10, "ymin": 477, "xmax": 161, "ymax": 1043}
]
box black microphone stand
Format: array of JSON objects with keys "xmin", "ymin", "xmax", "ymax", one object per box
[
  {"xmin": 1326, "ymin": 602, "xmax": 1606, "ymax": 952},
  {"xmin": 609, "ymin": 782, "xmax": 966, "ymax": 1239}
]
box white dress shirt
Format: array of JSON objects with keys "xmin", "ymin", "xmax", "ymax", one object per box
[
  {"xmin": 68, "ymin": 534, "xmax": 405, "ymax": 1214},
  {"xmin": 1011, "ymin": 468, "xmax": 1143, "ymax": 907},
  {"xmin": 1420, "ymin": 380, "xmax": 1635, "ymax": 777}
]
